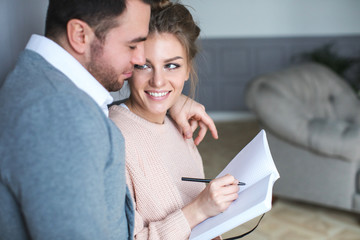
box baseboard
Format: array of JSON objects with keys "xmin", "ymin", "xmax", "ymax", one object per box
[{"xmin": 208, "ymin": 111, "xmax": 256, "ymax": 122}]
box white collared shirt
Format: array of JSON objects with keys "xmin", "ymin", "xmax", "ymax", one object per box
[{"xmin": 25, "ymin": 34, "xmax": 113, "ymax": 117}]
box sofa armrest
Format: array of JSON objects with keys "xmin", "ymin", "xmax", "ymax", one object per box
[{"xmin": 308, "ymin": 118, "xmax": 360, "ymax": 162}]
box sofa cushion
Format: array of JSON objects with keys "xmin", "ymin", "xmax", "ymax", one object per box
[{"xmin": 246, "ymin": 63, "xmax": 360, "ymax": 162}]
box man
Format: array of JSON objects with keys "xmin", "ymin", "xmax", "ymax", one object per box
[{"xmin": 0, "ymin": 0, "xmax": 217, "ymax": 239}]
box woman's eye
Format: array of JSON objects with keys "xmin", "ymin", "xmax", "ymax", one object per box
[
  {"xmin": 134, "ymin": 64, "xmax": 150, "ymax": 70},
  {"xmin": 166, "ymin": 63, "xmax": 180, "ymax": 70}
]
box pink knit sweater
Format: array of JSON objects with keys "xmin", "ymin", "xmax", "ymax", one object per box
[{"xmin": 109, "ymin": 105, "xmax": 205, "ymax": 240}]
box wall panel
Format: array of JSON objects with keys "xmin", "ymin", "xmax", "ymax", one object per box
[{"xmin": 192, "ymin": 35, "xmax": 360, "ymax": 111}]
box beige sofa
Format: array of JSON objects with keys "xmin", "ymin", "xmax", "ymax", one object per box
[{"xmin": 245, "ymin": 63, "xmax": 360, "ymax": 213}]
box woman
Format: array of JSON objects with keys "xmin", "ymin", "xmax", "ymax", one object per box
[{"xmin": 109, "ymin": 1, "xmax": 239, "ymax": 239}]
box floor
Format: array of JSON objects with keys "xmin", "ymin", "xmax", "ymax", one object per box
[
  {"xmin": 196, "ymin": 119, "xmax": 360, "ymax": 240},
  {"xmin": 221, "ymin": 199, "xmax": 360, "ymax": 240}
]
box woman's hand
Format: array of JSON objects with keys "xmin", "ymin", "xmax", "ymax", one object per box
[
  {"xmin": 182, "ymin": 174, "xmax": 239, "ymax": 228},
  {"xmin": 168, "ymin": 95, "xmax": 218, "ymax": 145}
]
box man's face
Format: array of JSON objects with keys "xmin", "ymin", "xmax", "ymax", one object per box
[{"xmin": 86, "ymin": 0, "xmax": 150, "ymax": 92}]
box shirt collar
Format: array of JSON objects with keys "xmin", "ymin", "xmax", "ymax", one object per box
[{"xmin": 25, "ymin": 34, "xmax": 113, "ymax": 117}]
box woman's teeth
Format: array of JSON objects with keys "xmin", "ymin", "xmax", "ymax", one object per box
[{"xmin": 148, "ymin": 92, "xmax": 169, "ymax": 97}]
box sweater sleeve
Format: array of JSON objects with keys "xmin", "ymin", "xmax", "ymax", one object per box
[
  {"xmin": 9, "ymin": 93, "xmax": 113, "ymax": 239},
  {"xmin": 126, "ymin": 167, "xmax": 192, "ymax": 240}
]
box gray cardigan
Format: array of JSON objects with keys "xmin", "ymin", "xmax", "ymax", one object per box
[{"xmin": 0, "ymin": 50, "xmax": 134, "ymax": 239}]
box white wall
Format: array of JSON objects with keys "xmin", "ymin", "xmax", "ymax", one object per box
[
  {"xmin": 1, "ymin": 0, "xmax": 360, "ymax": 82},
  {"xmin": 0, "ymin": 0, "xmax": 48, "ymax": 82},
  {"xmin": 182, "ymin": 0, "xmax": 360, "ymax": 38}
]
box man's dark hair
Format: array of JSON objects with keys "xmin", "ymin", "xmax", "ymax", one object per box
[{"xmin": 45, "ymin": 0, "xmax": 156, "ymax": 42}]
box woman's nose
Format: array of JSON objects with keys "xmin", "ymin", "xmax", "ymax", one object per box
[{"xmin": 150, "ymin": 69, "xmax": 166, "ymax": 87}]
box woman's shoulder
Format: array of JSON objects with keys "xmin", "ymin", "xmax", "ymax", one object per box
[
  {"xmin": 109, "ymin": 105, "xmax": 162, "ymax": 138},
  {"xmin": 108, "ymin": 105, "xmax": 136, "ymax": 133},
  {"xmin": 165, "ymin": 116, "xmax": 199, "ymax": 149},
  {"xmin": 164, "ymin": 116, "xmax": 182, "ymax": 133},
  {"xmin": 108, "ymin": 104, "xmax": 126, "ymax": 117}
]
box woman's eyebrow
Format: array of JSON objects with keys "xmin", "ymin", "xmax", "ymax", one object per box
[{"xmin": 164, "ymin": 56, "xmax": 183, "ymax": 63}]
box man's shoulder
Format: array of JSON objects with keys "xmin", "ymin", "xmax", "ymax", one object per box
[
  {"xmin": 1, "ymin": 49, "xmax": 101, "ymax": 119},
  {"xmin": 0, "ymin": 49, "xmax": 108, "ymax": 145},
  {"xmin": 2, "ymin": 50, "xmax": 77, "ymax": 98},
  {"xmin": 0, "ymin": 86, "xmax": 114, "ymax": 173}
]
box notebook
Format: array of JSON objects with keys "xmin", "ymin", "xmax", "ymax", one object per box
[{"xmin": 189, "ymin": 130, "xmax": 280, "ymax": 240}]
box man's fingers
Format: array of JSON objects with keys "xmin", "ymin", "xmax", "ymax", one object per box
[
  {"xmin": 194, "ymin": 121, "xmax": 207, "ymax": 145},
  {"xmin": 173, "ymin": 112, "xmax": 193, "ymax": 139},
  {"xmin": 190, "ymin": 119, "xmax": 199, "ymax": 133},
  {"xmin": 198, "ymin": 111, "xmax": 218, "ymax": 140},
  {"xmin": 180, "ymin": 121, "xmax": 193, "ymax": 139},
  {"xmin": 168, "ymin": 94, "xmax": 218, "ymax": 141}
]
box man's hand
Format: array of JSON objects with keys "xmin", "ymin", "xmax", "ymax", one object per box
[{"xmin": 169, "ymin": 95, "xmax": 218, "ymax": 145}]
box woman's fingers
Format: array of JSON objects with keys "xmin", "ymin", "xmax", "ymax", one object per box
[{"xmin": 210, "ymin": 174, "xmax": 237, "ymax": 187}]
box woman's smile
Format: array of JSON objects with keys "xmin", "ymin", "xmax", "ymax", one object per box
[{"xmin": 146, "ymin": 90, "xmax": 171, "ymax": 100}]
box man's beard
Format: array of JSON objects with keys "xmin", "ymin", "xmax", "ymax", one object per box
[{"xmin": 87, "ymin": 39, "xmax": 123, "ymax": 92}]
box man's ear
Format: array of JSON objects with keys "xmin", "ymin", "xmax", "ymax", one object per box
[{"xmin": 66, "ymin": 19, "xmax": 94, "ymax": 54}]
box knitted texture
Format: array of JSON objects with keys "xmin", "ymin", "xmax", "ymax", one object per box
[{"xmin": 109, "ymin": 105, "xmax": 205, "ymax": 240}]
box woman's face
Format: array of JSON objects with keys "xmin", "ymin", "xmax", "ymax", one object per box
[{"xmin": 127, "ymin": 32, "xmax": 190, "ymax": 124}]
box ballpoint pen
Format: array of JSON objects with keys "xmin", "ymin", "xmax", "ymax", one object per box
[{"xmin": 181, "ymin": 177, "xmax": 246, "ymax": 186}]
